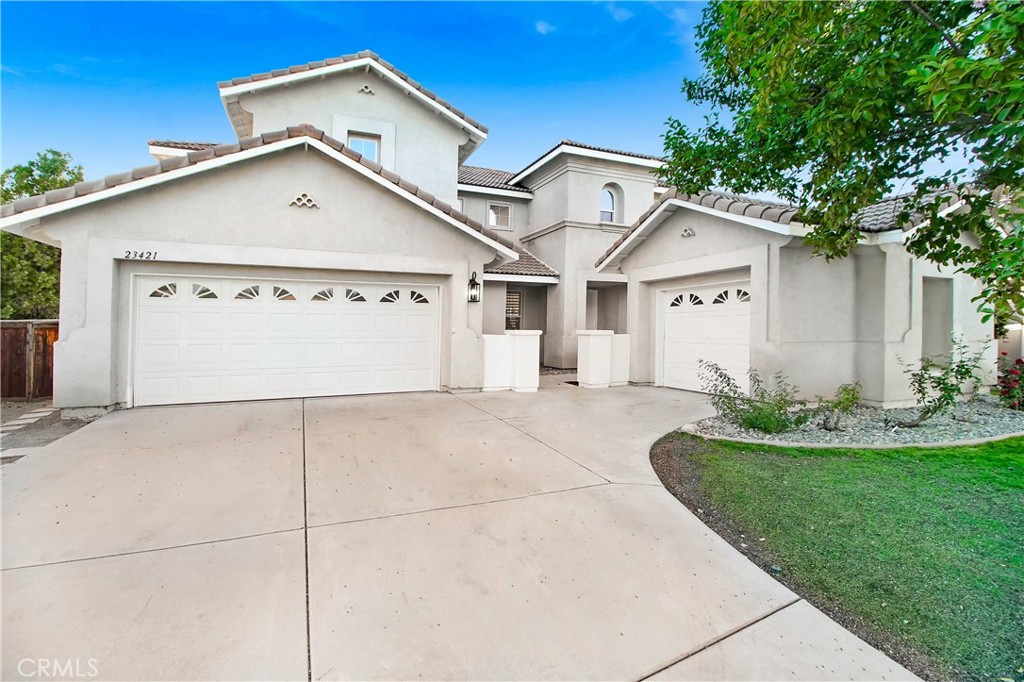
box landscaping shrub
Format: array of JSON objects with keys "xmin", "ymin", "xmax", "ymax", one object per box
[
  {"xmin": 816, "ymin": 381, "xmax": 863, "ymax": 431},
  {"xmin": 697, "ymin": 360, "xmax": 811, "ymax": 433},
  {"xmin": 894, "ymin": 338, "xmax": 985, "ymax": 427},
  {"xmin": 997, "ymin": 352, "xmax": 1024, "ymax": 410}
]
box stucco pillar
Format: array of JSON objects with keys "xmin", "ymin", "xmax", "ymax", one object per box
[{"xmin": 577, "ymin": 330, "xmax": 613, "ymax": 388}]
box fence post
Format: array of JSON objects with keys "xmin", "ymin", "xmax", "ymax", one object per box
[{"xmin": 25, "ymin": 321, "xmax": 36, "ymax": 400}]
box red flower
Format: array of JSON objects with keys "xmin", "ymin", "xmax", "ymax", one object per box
[
  {"xmin": 1016, "ymin": 358, "xmax": 1024, "ymax": 365},
  {"xmin": 1011, "ymin": 369, "xmax": 1021, "ymax": 376},
  {"xmin": 1002, "ymin": 351, "xmax": 1009, "ymax": 356}
]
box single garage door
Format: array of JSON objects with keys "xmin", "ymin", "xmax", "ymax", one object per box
[
  {"xmin": 132, "ymin": 275, "xmax": 440, "ymax": 406},
  {"xmin": 660, "ymin": 281, "xmax": 751, "ymax": 393}
]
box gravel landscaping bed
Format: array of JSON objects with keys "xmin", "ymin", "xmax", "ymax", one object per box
[{"xmin": 688, "ymin": 394, "xmax": 1024, "ymax": 445}]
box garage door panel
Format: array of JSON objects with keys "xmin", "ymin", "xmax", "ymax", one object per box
[
  {"xmin": 661, "ymin": 282, "xmax": 751, "ymax": 394},
  {"xmin": 374, "ymin": 314, "xmax": 405, "ymax": 334},
  {"xmin": 406, "ymin": 314, "xmax": 435, "ymax": 334},
  {"xmin": 341, "ymin": 313, "xmax": 374, "ymax": 334},
  {"xmin": 187, "ymin": 311, "xmax": 224, "ymax": 336},
  {"xmin": 305, "ymin": 342, "xmax": 339, "ymax": 365},
  {"xmin": 137, "ymin": 343, "xmax": 180, "ymax": 371},
  {"xmin": 306, "ymin": 313, "xmax": 341, "ymax": 335},
  {"xmin": 374, "ymin": 342, "xmax": 404, "ymax": 364},
  {"xmin": 406, "ymin": 341, "xmax": 433, "ymax": 363},
  {"xmin": 226, "ymin": 312, "xmax": 264, "ymax": 335},
  {"xmin": 137, "ymin": 310, "xmax": 182, "ymax": 338},
  {"xmin": 224, "ymin": 373, "xmax": 262, "ymax": 396},
  {"xmin": 184, "ymin": 343, "xmax": 222, "ymax": 369},
  {"xmin": 133, "ymin": 275, "xmax": 440, "ymax": 406},
  {"xmin": 263, "ymin": 313, "xmax": 300, "ymax": 336}
]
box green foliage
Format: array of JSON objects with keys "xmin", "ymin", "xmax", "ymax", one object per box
[
  {"xmin": 697, "ymin": 360, "xmax": 811, "ymax": 433},
  {"xmin": 895, "ymin": 338, "xmax": 986, "ymax": 427},
  {"xmin": 663, "ymin": 0, "xmax": 1024, "ymax": 323},
  {"xmin": 675, "ymin": 434, "xmax": 1024, "ymax": 681},
  {"xmin": 817, "ymin": 381, "xmax": 863, "ymax": 431},
  {"xmin": 996, "ymin": 352, "xmax": 1024, "ymax": 410},
  {"xmin": 1, "ymin": 149, "xmax": 83, "ymax": 319}
]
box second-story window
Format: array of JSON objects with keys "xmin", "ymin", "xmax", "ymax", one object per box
[
  {"xmin": 600, "ymin": 189, "xmax": 615, "ymax": 222},
  {"xmin": 600, "ymin": 186, "xmax": 619, "ymax": 222},
  {"xmin": 347, "ymin": 133, "xmax": 381, "ymax": 163},
  {"xmin": 488, "ymin": 202, "xmax": 512, "ymax": 230}
]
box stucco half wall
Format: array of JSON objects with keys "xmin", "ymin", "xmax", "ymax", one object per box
[
  {"xmin": 32, "ymin": 146, "xmax": 504, "ymax": 410},
  {"xmin": 615, "ymin": 204, "xmax": 995, "ymax": 406}
]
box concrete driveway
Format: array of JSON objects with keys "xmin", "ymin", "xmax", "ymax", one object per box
[{"xmin": 2, "ymin": 383, "xmax": 916, "ymax": 681}]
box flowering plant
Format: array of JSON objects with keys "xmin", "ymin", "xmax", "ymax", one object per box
[{"xmin": 997, "ymin": 352, "xmax": 1024, "ymax": 410}]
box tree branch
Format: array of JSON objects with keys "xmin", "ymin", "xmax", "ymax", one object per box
[{"xmin": 902, "ymin": 0, "xmax": 966, "ymax": 56}]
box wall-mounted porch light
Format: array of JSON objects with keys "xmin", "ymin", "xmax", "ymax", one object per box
[{"xmin": 467, "ymin": 272, "xmax": 482, "ymax": 302}]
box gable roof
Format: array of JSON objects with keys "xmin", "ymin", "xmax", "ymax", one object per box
[
  {"xmin": 485, "ymin": 245, "xmax": 558, "ymax": 277},
  {"xmin": 458, "ymin": 166, "xmax": 529, "ymax": 193},
  {"xmin": 0, "ymin": 124, "xmax": 518, "ymax": 261},
  {"xmin": 217, "ymin": 50, "xmax": 487, "ymax": 161},
  {"xmin": 510, "ymin": 139, "xmax": 663, "ymax": 185},
  {"xmin": 596, "ymin": 189, "xmax": 803, "ymax": 270},
  {"xmin": 595, "ymin": 186, "xmax": 963, "ymax": 270}
]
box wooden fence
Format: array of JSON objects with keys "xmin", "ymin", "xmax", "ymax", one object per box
[{"xmin": 1, "ymin": 320, "xmax": 58, "ymax": 400}]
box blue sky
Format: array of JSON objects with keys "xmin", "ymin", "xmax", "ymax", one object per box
[{"xmin": 1, "ymin": 1, "xmax": 709, "ymax": 180}]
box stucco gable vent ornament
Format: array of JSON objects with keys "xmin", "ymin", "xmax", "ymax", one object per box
[
  {"xmin": 680, "ymin": 227, "xmax": 696, "ymax": 238},
  {"xmin": 357, "ymin": 84, "xmax": 375, "ymax": 95},
  {"xmin": 289, "ymin": 193, "xmax": 320, "ymax": 209}
]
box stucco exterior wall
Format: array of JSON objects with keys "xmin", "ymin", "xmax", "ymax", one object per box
[
  {"xmin": 615, "ymin": 205, "xmax": 994, "ymax": 406},
  {"xmin": 36, "ymin": 147, "xmax": 501, "ymax": 410},
  {"xmin": 457, "ymin": 192, "xmax": 532, "ymax": 241},
  {"xmin": 237, "ymin": 71, "xmax": 468, "ymax": 203},
  {"xmin": 482, "ymin": 281, "xmax": 507, "ymax": 335},
  {"xmin": 523, "ymin": 157, "xmax": 658, "ymax": 233}
]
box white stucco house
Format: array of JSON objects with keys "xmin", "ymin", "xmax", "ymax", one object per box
[{"xmin": 0, "ymin": 51, "xmax": 994, "ymax": 414}]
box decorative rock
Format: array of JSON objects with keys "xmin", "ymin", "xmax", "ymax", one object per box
[{"xmin": 691, "ymin": 395, "xmax": 1024, "ymax": 447}]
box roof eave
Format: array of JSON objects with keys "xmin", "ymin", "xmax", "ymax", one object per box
[
  {"xmin": 510, "ymin": 143, "xmax": 663, "ymax": 186},
  {"xmin": 1, "ymin": 133, "xmax": 518, "ymax": 262},
  {"xmin": 218, "ymin": 57, "xmax": 488, "ymax": 143}
]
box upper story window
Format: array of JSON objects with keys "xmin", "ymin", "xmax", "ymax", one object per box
[
  {"xmin": 600, "ymin": 184, "xmax": 622, "ymax": 223},
  {"xmin": 488, "ymin": 202, "xmax": 512, "ymax": 230},
  {"xmin": 347, "ymin": 133, "xmax": 381, "ymax": 163}
]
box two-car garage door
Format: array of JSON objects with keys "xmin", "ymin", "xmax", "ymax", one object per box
[
  {"xmin": 132, "ymin": 274, "xmax": 439, "ymax": 407},
  {"xmin": 660, "ymin": 280, "xmax": 752, "ymax": 393}
]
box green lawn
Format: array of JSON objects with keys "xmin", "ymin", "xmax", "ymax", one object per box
[{"xmin": 663, "ymin": 435, "xmax": 1024, "ymax": 682}]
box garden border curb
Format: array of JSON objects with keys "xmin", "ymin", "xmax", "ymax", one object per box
[{"xmin": 676, "ymin": 424, "xmax": 1024, "ymax": 449}]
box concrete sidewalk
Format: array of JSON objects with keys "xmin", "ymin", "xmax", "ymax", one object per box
[{"xmin": 2, "ymin": 386, "xmax": 917, "ymax": 681}]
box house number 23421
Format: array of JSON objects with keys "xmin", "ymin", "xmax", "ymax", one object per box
[{"xmin": 124, "ymin": 250, "xmax": 158, "ymax": 260}]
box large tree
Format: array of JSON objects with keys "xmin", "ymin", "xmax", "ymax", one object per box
[
  {"xmin": 662, "ymin": 0, "xmax": 1023, "ymax": 325},
  {"xmin": 1, "ymin": 149, "xmax": 83, "ymax": 319}
]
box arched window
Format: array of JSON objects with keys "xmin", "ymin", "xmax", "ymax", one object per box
[
  {"xmin": 600, "ymin": 188, "xmax": 616, "ymax": 222},
  {"xmin": 600, "ymin": 184, "xmax": 622, "ymax": 223}
]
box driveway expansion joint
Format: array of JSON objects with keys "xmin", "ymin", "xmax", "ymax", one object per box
[
  {"xmin": 635, "ymin": 596, "xmax": 803, "ymax": 681},
  {"xmin": 306, "ymin": 481, "xmax": 614, "ymax": 531},
  {"xmin": 302, "ymin": 398, "xmax": 312, "ymax": 682},
  {"xmin": 1, "ymin": 526, "xmax": 305, "ymax": 572},
  {"xmin": 454, "ymin": 393, "xmax": 613, "ymax": 484}
]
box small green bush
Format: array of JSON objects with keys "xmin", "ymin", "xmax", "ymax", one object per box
[
  {"xmin": 817, "ymin": 382, "xmax": 863, "ymax": 431},
  {"xmin": 894, "ymin": 338, "xmax": 985, "ymax": 427},
  {"xmin": 697, "ymin": 360, "xmax": 810, "ymax": 433}
]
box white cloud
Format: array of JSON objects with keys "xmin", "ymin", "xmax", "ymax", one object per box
[
  {"xmin": 534, "ymin": 20, "xmax": 556, "ymax": 35},
  {"xmin": 606, "ymin": 3, "xmax": 635, "ymax": 22}
]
